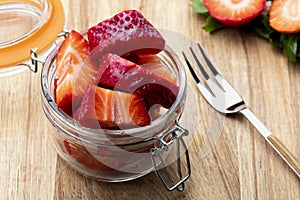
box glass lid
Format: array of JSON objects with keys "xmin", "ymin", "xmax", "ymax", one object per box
[{"xmin": 0, "ymin": 0, "xmax": 64, "ymax": 76}]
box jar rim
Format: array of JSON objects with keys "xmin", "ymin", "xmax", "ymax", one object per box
[
  {"xmin": 0, "ymin": 0, "xmax": 49, "ymax": 48},
  {"xmin": 41, "ymin": 41, "xmax": 187, "ymax": 144},
  {"xmin": 0, "ymin": 0, "xmax": 64, "ymax": 75}
]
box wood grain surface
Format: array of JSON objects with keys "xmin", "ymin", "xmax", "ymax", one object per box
[{"xmin": 0, "ymin": 0, "xmax": 299, "ymax": 199}]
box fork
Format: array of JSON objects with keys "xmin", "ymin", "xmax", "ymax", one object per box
[{"xmin": 182, "ymin": 43, "xmax": 300, "ymax": 178}]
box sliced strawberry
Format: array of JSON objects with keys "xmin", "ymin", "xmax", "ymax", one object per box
[
  {"xmin": 138, "ymin": 54, "xmax": 162, "ymax": 65},
  {"xmin": 95, "ymin": 53, "xmax": 179, "ymax": 109},
  {"xmin": 74, "ymin": 84, "xmax": 151, "ymax": 129},
  {"xmin": 55, "ymin": 30, "xmax": 97, "ymax": 116},
  {"xmin": 203, "ymin": 0, "xmax": 266, "ymax": 27},
  {"xmin": 143, "ymin": 63, "xmax": 177, "ymax": 84},
  {"xmin": 122, "ymin": 52, "xmax": 142, "ymax": 65},
  {"xmin": 137, "ymin": 54, "xmax": 177, "ymax": 84},
  {"xmin": 124, "ymin": 53, "xmax": 177, "ymax": 84},
  {"xmin": 123, "ymin": 53, "xmax": 161, "ymax": 65},
  {"xmin": 87, "ymin": 10, "xmax": 165, "ymax": 63},
  {"xmin": 62, "ymin": 140, "xmax": 116, "ymax": 171},
  {"xmin": 269, "ymin": 0, "xmax": 300, "ymax": 33}
]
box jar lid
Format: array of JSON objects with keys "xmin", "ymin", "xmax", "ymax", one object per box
[{"xmin": 0, "ymin": 0, "xmax": 64, "ymax": 76}]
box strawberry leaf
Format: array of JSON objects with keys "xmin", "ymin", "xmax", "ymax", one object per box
[
  {"xmin": 190, "ymin": 0, "xmax": 208, "ymax": 15},
  {"xmin": 280, "ymin": 34, "xmax": 298, "ymax": 63},
  {"xmin": 203, "ymin": 16, "xmax": 224, "ymax": 33}
]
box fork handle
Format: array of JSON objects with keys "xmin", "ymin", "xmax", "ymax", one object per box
[{"xmin": 240, "ymin": 108, "xmax": 300, "ymax": 179}]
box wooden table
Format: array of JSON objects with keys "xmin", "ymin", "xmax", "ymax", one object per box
[{"xmin": 1, "ymin": 0, "xmax": 299, "ymax": 199}]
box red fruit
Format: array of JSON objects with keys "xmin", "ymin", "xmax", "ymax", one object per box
[
  {"xmin": 95, "ymin": 53, "xmax": 179, "ymax": 109},
  {"xmin": 122, "ymin": 52, "xmax": 142, "ymax": 65},
  {"xmin": 138, "ymin": 54, "xmax": 162, "ymax": 65},
  {"xmin": 55, "ymin": 30, "xmax": 97, "ymax": 116},
  {"xmin": 74, "ymin": 84, "xmax": 151, "ymax": 129},
  {"xmin": 62, "ymin": 140, "xmax": 115, "ymax": 171},
  {"xmin": 123, "ymin": 53, "xmax": 162, "ymax": 65},
  {"xmin": 87, "ymin": 10, "xmax": 165, "ymax": 63},
  {"xmin": 124, "ymin": 53, "xmax": 177, "ymax": 84},
  {"xmin": 269, "ymin": 0, "xmax": 300, "ymax": 33},
  {"xmin": 137, "ymin": 54, "xmax": 177, "ymax": 84},
  {"xmin": 203, "ymin": 0, "xmax": 266, "ymax": 27}
]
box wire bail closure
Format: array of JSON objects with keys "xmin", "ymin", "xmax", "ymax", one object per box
[
  {"xmin": 151, "ymin": 119, "xmax": 191, "ymax": 191},
  {"xmin": 28, "ymin": 30, "xmax": 70, "ymax": 73},
  {"xmin": 28, "ymin": 48, "xmax": 44, "ymax": 73}
]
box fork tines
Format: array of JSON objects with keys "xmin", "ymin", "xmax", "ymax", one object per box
[
  {"xmin": 182, "ymin": 43, "xmax": 219, "ymax": 84},
  {"xmin": 181, "ymin": 42, "xmax": 246, "ymax": 114}
]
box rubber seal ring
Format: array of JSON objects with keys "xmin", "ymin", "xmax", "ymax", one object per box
[{"xmin": 0, "ymin": 0, "xmax": 64, "ymax": 68}]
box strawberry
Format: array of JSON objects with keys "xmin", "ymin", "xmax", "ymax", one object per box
[
  {"xmin": 269, "ymin": 0, "xmax": 300, "ymax": 33},
  {"xmin": 95, "ymin": 53, "xmax": 179, "ymax": 109},
  {"xmin": 143, "ymin": 63, "xmax": 177, "ymax": 84},
  {"xmin": 122, "ymin": 52, "xmax": 142, "ymax": 65},
  {"xmin": 62, "ymin": 140, "xmax": 116, "ymax": 171},
  {"xmin": 203, "ymin": 0, "xmax": 266, "ymax": 27},
  {"xmin": 138, "ymin": 54, "xmax": 162, "ymax": 65},
  {"xmin": 55, "ymin": 30, "xmax": 97, "ymax": 116},
  {"xmin": 74, "ymin": 84, "xmax": 151, "ymax": 129},
  {"xmin": 87, "ymin": 10, "xmax": 165, "ymax": 63},
  {"xmin": 123, "ymin": 53, "xmax": 162, "ymax": 65},
  {"xmin": 135, "ymin": 54, "xmax": 177, "ymax": 84},
  {"xmin": 124, "ymin": 53, "xmax": 177, "ymax": 84}
]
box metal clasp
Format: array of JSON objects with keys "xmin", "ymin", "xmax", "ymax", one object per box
[
  {"xmin": 151, "ymin": 119, "xmax": 191, "ymax": 191},
  {"xmin": 28, "ymin": 30, "xmax": 70, "ymax": 73},
  {"xmin": 28, "ymin": 48, "xmax": 45, "ymax": 73}
]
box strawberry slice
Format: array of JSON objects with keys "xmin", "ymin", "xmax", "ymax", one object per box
[
  {"xmin": 87, "ymin": 10, "xmax": 165, "ymax": 63},
  {"xmin": 95, "ymin": 53, "xmax": 179, "ymax": 109},
  {"xmin": 269, "ymin": 0, "xmax": 300, "ymax": 33},
  {"xmin": 203, "ymin": 0, "xmax": 266, "ymax": 27},
  {"xmin": 55, "ymin": 30, "xmax": 97, "ymax": 116},
  {"xmin": 62, "ymin": 140, "xmax": 117, "ymax": 171},
  {"xmin": 124, "ymin": 53, "xmax": 177, "ymax": 84},
  {"xmin": 74, "ymin": 85, "xmax": 151, "ymax": 129},
  {"xmin": 138, "ymin": 54, "xmax": 162, "ymax": 65},
  {"xmin": 142, "ymin": 63, "xmax": 177, "ymax": 84}
]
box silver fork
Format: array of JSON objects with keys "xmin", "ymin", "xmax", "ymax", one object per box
[{"xmin": 182, "ymin": 43, "xmax": 300, "ymax": 178}]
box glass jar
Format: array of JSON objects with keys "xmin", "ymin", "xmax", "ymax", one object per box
[
  {"xmin": 1, "ymin": 0, "xmax": 194, "ymax": 192},
  {"xmin": 40, "ymin": 35, "xmax": 190, "ymax": 191}
]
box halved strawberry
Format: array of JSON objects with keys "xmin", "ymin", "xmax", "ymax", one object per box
[
  {"xmin": 123, "ymin": 53, "xmax": 162, "ymax": 65},
  {"xmin": 138, "ymin": 54, "xmax": 162, "ymax": 65},
  {"xmin": 55, "ymin": 30, "xmax": 97, "ymax": 116},
  {"xmin": 124, "ymin": 53, "xmax": 177, "ymax": 84},
  {"xmin": 74, "ymin": 84, "xmax": 151, "ymax": 129},
  {"xmin": 95, "ymin": 53, "xmax": 179, "ymax": 109},
  {"xmin": 137, "ymin": 54, "xmax": 177, "ymax": 84},
  {"xmin": 87, "ymin": 10, "xmax": 165, "ymax": 63},
  {"xmin": 203, "ymin": 0, "xmax": 266, "ymax": 27},
  {"xmin": 269, "ymin": 0, "xmax": 300, "ymax": 33},
  {"xmin": 62, "ymin": 140, "xmax": 116, "ymax": 171}
]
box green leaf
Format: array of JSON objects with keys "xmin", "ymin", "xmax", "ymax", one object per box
[
  {"xmin": 245, "ymin": 15, "xmax": 271, "ymax": 40},
  {"xmin": 190, "ymin": 0, "xmax": 208, "ymax": 15},
  {"xmin": 297, "ymin": 42, "xmax": 300, "ymax": 60},
  {"xmin": 280, "ymin": 34, "xmax": 299, "ymax": 63},
  {"xmin": 269, "ymin": 31, "xmax": 283, "ymax": 49},
  {"xmin": 203, "ymin": 16, "xmax": 224, "ymax": 33}
]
